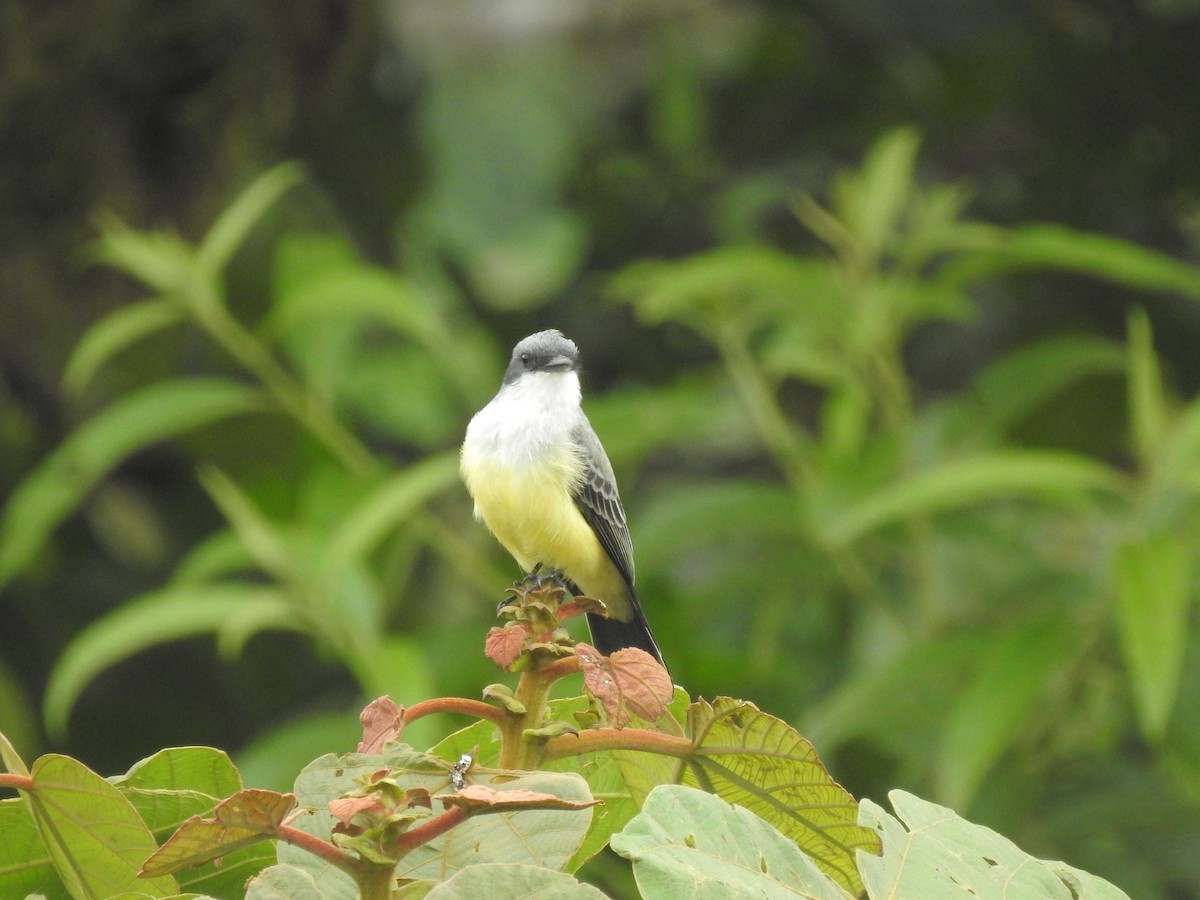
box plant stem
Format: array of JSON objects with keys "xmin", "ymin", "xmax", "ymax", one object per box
[
  {"xmin": 405, "ymin": 697, "xmax": 506, "ymax": 725},
  {"xmin": 540, "ymin": 727, "xmax": 694, "ymax": 763}
]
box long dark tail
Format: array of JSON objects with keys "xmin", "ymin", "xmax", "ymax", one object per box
[{"xmin": 586, "ymin": 610, "xmax": 665, "ymax": 670}]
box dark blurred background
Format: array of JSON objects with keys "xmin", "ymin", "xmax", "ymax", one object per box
[{"xmin": 3, "ymin": 1, "xmax": 1200, "ymax": 896}]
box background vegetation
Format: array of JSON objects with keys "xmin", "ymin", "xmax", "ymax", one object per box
[{"xmin": 4, "ymin": 2, "xmax": 1200, "ymax": 897}]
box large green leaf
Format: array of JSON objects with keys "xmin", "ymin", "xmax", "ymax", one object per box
[
  {"xmin": 859, "ymin": 790, "xmax": 1131, "ymax": 899},
  {"xmin": 0, "ymin": 378, "xmax": 267, "ymax": 590},
  {"xmin": 612, "ymin": 783, "xmax": 854, "ymax": 899},
  {"xmin": 819, "ymin": 450, "xmax": 1126, "ymax": 547},
  {"xmin": 279, "ymin": 748, "xmax": 594, "ymax": 896},
  {"xmin": 24, "ymin": 754, "xmax": 179, "ymax": 898},
  {"xmin": 115, "ymin": 747, "xmax": 277, "ymax": 897},
  {"xmin": 1115, "ymin": 534, "xmax": 1191, "ymax": 744},
  {"xmin": 43, "ymin": 584, "xmax": 297, "ymax": 738},
  {"xmin": 0, "ymin": 797, "xmax": 67, "ymax": 899},
  {"xmin": 425, "ymin": 863, "xmax": 607, "ymax": 899},
  {"xmin": 676, "ymin": 698, "xmax": 879, "ymax": 894}
]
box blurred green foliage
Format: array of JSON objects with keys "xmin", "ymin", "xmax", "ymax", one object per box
[{"xmin": 4, "ymin": 3, "xmax": 1200, "ymax": 897}]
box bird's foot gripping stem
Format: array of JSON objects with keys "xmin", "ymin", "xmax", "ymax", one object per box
[{"xmin": 495, "ymin": 564, "xmax": 570, "ymax": 616}]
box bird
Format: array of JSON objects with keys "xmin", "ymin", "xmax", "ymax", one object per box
[{"xmin": 460, "ymin": 329, "xmax": 665, "ymax": 667}]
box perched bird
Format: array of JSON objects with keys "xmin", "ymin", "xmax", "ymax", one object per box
[{"xmin": 460, "ymin": 329, "xmax": 664, "ymax": 667}]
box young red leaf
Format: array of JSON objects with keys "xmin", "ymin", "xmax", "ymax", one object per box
[
  {"xmin": 577, "ymin": 643, "xmax": 673, "ymax": 726},
  {"xmin": 485, "ymin": 624, "xmax": 531, "ymax": 668},
  {"xmin": 358, "ymin": 696, "xmax": 405, "ymax": 753},
  {"xmin": 439, "ymin": 784, "xmax": 600, "ymax": 814}
]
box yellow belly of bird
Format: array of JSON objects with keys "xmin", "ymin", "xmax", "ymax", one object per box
[{"xmin": 466, "ymin": 461, "xmax": 633, "ymax": 621}]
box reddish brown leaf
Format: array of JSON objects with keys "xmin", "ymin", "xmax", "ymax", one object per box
[
  {"xmin": 439, "ymin": 784, "xmax": 600, "ymax": 814},
  {"xmin": 329, "ymin": 795, "xmax": 382, "ymax": 826},
  {"xmin": 485, "ymin": 623, "xmax": 530, "ymax": 668},
  {"xmin": 140, "ymin": 789, "xmax": 297, "ymax": 877},
  {"xmin": 578, "ymin": 643, "xmax": 673, "ymax": 727},
  {"xmin": 358, "ymin": 696, "xmax": 405, "ymax": 753}
]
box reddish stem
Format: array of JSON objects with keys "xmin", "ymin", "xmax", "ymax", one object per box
[
  {"xmin": 0, "ymin": 772, "xmax": 33, "ymax": 791},
  {"xmin": 391, "ymin": 805, "xmax": 469, "ymax": 854},
  {"xmin": 404, "ymin": 697, "xmax": 505, "ymax": 725},
  {"xmin": 540, "ymin": 727, "xmax": 694, "ymax": 763},
  {"xmin": 276, "ymin": 823, "xmax": 363, "ymax": 874}
]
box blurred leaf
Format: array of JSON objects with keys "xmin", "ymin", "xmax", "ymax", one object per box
[
  {"xmin": 680, "ymin": 697, "xmax": 879, "ymax": 894},
  {"xmin": 859, "ymin": 790, "xmax": 1131, "ymax": 899},
  {"xmin": 170, "ymin": 529, "xmax": 255, "ymax": 585},
  {"xmin": 196, "ymin": 163, "xmax": 304, "ymax": 278},
  {"xmin": 0, "ymin": 378, "xmax": 267, "ymax": 591},
  {"xmin": 197, "ymin": 465, "xmax": 293, "ymax": 581},
  {"xmin": 941, "ymin": 222, "xmax": 1200, "ymax": 300},
  {"xmin": 235, "ymin": 710, "xmax": 364, "ymax": 792},
  {"xmin": 0, "ymin": 658, "xmax": 38, "ymax": 764},
  {"xmin": 1127, "ymin": 308, "xmax": 1169, "ymax": 467},
  {"xmin": 25, "ymin": 754, "xmax": 179, "ymax": 897},
  {"xmin": 835, "ymin": 126, "xmax": 921, "ymax": 262},
  {"xmin": 804, "ymin": 634, "xmax": 981, "ymax": 765},
  {"xmin": 327, "ymin": 454, "xmax": 460, "ymax": 565},
  {"xmin": 612, "ymin": 247, "xmax": 832, "ymax": 337},
  {"xmin": 611, "ymin": 784, "xmax": 854, "ymax": 899},
  {"xmin": 819, "ymin": 450, "xmax": 1126, "ymax": 547},
  {"xmin": 635, "ymin": 480, "xmax": 800, "ymax": 565},
  {"xmin": 63, "ymin": 298, "xmax": 186, "ymax": 396},
  {"xmin": 266, "ymin": 263, "xmax": 437, "ymax": 344},
  {"xmin": 43, "ymin": 584, "xmax": 298, "ymax": 739},
  {"xmin": 967, "ymin": 334, "xmax": 1126, "ymax": 434},
  {"xmin": 936, "ymin": 612, "xmax": 1076, "ymax": 811},
  {"xmin": 92, "ymin": 215, "xmax": 196, "ymax": 293},
  {"xmin": 1115, "ymin": 534, "xmax": 1191, "ymax": 744}
]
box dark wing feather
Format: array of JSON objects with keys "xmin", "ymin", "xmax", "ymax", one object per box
[{"xmin": 570, "ymin": 422, "xmax": 635, "ymax": 587}]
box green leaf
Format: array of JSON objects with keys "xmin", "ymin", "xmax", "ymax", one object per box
[
  {"xmin": 859, "ymin": 790, "xmax": 1131, "ymax": 899},
  {"xmin": 936, "ymin": 613, "xmax": 1076, "ymax": 810},
  {"xmin": 279, "ymin": 749, "xmax": 594, "ymax": 894},
  {"xmin": 63, "ymin": 298, "xmax": 186, "ymax": 395},
  {"xmin": 140, "ymin": 789, "xmax": 296, "ymax": 878},
  {"xmin": 1127, "ymin": 308, "xmax": 1169, "ymax": 466},
  {"xmin": 43, "ymin": 584, "xmax": 296, "ymax": 739},
  {"xmin": 234, "ymin": 710, "xmax": 364, "ymax": 793},
  {"xmin": 170, "ymin": 529, "xmax": 256, "ymax": 585},
  {"xmin": 245, "ymin": 864, "xmax": 330, "ymax": 899},
  {"xmin": 25, "ymin": 754, "xmax": 179, "ymax": 898},
  {"xmin": 327, "ymin": 453, "xmax": 462, "ymax": 565},
  {"xmin": 942, "ymin": 222, "xmax": 1200, "ymax": 300},
  {"xmin": 425, "ymin": 863, "xmax": 608, "ymax": 899},
  {"xmin": 115, "ymin": 748, "xmax": 277, "ymax": 896},
  {"xmin": 0, "ymin": 378, "xmax": 267, "ymax": 591},
  {"xmin": 819, "ymin": 450, "xmax": 1126, "ymax": 547},
  {"xmin": 0, "ymin": 798, "xmax": 66, "ymax": 899},
  {"xmin": 838, "ymin": 126, "xmax": 921, "ymax": 261},
  {"xmin": 611, "ymin": 247, "xmax": 831, "ymax": 337},
  {"xmin": 92, "ymin": 215, "xmax": 196, "ymax": 293},
  {"xmin": 612, "ymin": 784, "xmax": 854, "ymax": 899},
  {"xmin": 197, "ymin": 465, "xmax": 294, "ymax": 581},
  {"xmin": 678, "ymin": 697, "xmax": 880, "ymax": 894},
  {"xmin": 967, "ymin": 334, "xmax": 1126, "ymax": 433},
  {"xmin": 196, "ymin": 163, "xmax": 304, "ymax": 277},
  {"xmin": 1115, "ymin": 533, "xmax": 1191, "ymax": 743}
]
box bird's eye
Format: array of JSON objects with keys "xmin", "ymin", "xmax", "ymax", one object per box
[{"xmin": 520, "ymin": 352, "xmax": 533, "ymax": 367}]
